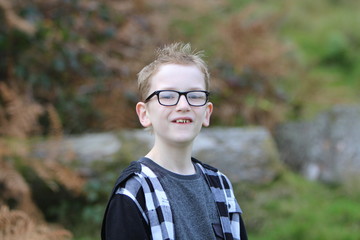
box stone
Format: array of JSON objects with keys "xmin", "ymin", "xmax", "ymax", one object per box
[
  {"xmin": 32, "ymin": 132, "xmax": 122, "ymax": 164},
  {"xmin": 194, "ymin": 127, "xmax": 283, "ymax": 184},
  {"xmin": 274, "ymin": 105, "xmax": 360, "ymax": 185},
  {"xmin": 32, "ymin": 127, "xmax": 283, "ymax": 184},
  {"xmin": 115, "ymin": 127, "xmax": 283, "ymax": 184}
]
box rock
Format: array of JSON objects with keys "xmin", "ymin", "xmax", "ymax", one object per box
[
  {"xmin": 116, "ymin": 127, "xmax": 283, "ymax": 184},
  {"xmin": 194, "ymin": 127, "xmax": 283, "ymax": 184},
  {"xmin": 63, "ymin": 133, "xmax": 122, "ymax": 163},
  {"xmin": 32, "ymin": 127, "xmax": 283, "ymax": 184},
  {"xmin": 32, "ymin": 133, "xmax": 122, "ymax": 164},
  {"xmin": 274, "ymin": 105, "xmax": 360, "ymax": 185}
]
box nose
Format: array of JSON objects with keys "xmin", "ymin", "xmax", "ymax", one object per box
[{"xmin": 176, "ymin": 95, "xmax": 191, "ymax": 111}]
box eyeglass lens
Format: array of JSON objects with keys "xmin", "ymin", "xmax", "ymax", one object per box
[{"xmin": 158, "ymin": 91, "xmax": 207, "ymax": 106}]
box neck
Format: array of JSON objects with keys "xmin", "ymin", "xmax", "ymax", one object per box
[{"xmin": 145, "ymin": 139, "xmax": 195, "ymax": 175}]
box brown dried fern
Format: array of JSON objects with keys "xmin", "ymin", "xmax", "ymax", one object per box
[
  {"xmin": 0, "ymin": 206, "xmax": 33, "ymax": 240},
  {"xmin": 0, "ymin": 0, "xmax": 35, "ymax": 35},
  {"xmin": 0, "ymin": 160, "xmax": 73, "ymax": 240},
  {"xmin": 0, "ymin": 160, "xmax": 44, "ymax": 222},
  {"xmin": 0, "ymin": 206, "xmax": 72, "ymax": 240},
  {"xmin": 0, "ymin": 82, "xmax": 44, "ymax": 138},
  {"xmin": 221, "ymin": 4, "xmax": 290, "ymax": 78},
  {"xmin": 29, "ymin": 159, "xmax": 85, "ymax": 196},
  {"xmin": 211, "ymin": 4, "xmax": 292, "ymax": 129}
]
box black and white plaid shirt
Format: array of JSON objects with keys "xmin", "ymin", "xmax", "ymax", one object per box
[{"xmin": 102, "ymin": 158, "xmax": 247, "ymax": 240}]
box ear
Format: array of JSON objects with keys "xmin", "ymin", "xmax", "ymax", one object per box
[
  {"xmin": 136, "ymin": 102, "xmax": 152, "ymax": 127},
  {"xmin": 202, "ymin": 102, "xmax": 213, "ymax": 127}
]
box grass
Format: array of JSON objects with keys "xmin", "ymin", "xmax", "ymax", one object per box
[
  {"xmin": 236, "ymin": 172, "xmax": 360, "ymax": 240},
  {"xmin": 277, "ymin": 0, "xmax": 360, "ymax": 119}
]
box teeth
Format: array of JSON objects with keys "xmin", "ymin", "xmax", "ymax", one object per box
[{"xmin": 176, "ymin": 119, "xmax": 190, "ymax": 123}]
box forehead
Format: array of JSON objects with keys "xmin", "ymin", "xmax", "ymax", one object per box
[{"xmin": 149, "ymin": 64, "xmax": 206, "ymax": 90}]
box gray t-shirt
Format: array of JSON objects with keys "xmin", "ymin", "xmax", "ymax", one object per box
[{"xmin": 141, "ymin": 158, "xmax": 220, "ymax": 240}]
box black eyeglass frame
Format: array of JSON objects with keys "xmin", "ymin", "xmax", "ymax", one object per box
[{"xmin": 144, "ymin": 90, "xmax": 210, "ymax": 107}]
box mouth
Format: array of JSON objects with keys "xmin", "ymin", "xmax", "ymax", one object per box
[{"xmin": 173, "ymin": 119, "xmax": 192, "ymax": 124}]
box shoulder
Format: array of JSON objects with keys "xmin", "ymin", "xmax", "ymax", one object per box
[
  {"xmin": 109, "ymin": 161, "xmax": 149, "ymax": 211},
  {"xmin": 117, "ymin": 161, "xmax": 142, "ymax": 184},
  {"xmin": 192, "ymin": 157, "xmax": 233, "ymax": 188},
  {"xmin": 192, "ymin": 157, "xmax": 230, "ymax": 179},
  {"xmin": 192, "ymin": 157, "xmax": 218, "ymax": 172},
  {"xmin": 111, "ymin": 161, "xmax": 143, "ymax": 197}
]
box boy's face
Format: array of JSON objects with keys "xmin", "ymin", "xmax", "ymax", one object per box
[{"xmin": 136, "ymin": 63, "xmax": 213, "ymax": 146}]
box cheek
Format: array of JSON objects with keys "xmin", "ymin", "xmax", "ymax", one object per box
[
  {"xmin": 194, "ymin": 110, "xmax": 206, "ymax": 124},
  {"xmin": 148, "ymin": 106, "xmax": 170, "ymax": 123}
]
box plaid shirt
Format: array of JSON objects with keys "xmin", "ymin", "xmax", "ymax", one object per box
[{"xmin": 102, "ymin": 158, "xmax": 245, "ymax": 240}]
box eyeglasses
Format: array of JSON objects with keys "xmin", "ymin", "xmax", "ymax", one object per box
[{"xmin": 144, "ymin": 90, "xmax": 210, "ymax": 107}]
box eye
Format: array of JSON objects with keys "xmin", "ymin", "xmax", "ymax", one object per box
[
  {"xmin": 159, "ymin": 91, "xmax": 177, "ymax": 99},
  {"xmin": 187, "ymin": 92, "xmax": 206, "ymax": 100}
]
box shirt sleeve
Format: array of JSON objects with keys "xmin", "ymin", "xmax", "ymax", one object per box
[{"xmin": 104, "ymin": 193, "xmax": 150, "ymax": 240}]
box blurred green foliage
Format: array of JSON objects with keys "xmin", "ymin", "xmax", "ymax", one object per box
[
  {"xmin": 62, "ymin": 160, "xmax": 131, "ymax": 239},
  {"xmin": 275, "ymin": 0, "xmax": 360, "ymax": 118},
  {"xmin": 2, "ymin": 0, "xmax": 359, "ymax": 134},
  {"xmin": 238, "ymin": 173, "xmax": 360, "ymax": 240},
  {"xmin": 1, "ymin": 0, "xmax": 123, "ymax": 133},
  {"xmin": 2, "ymin": 0, "xmax": 360, "ymax": 239}
]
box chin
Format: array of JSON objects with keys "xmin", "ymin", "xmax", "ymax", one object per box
[
  {"xmin": 171, "ymin": 134, "xmax": 198, "ymax": 145},
  {"xmin": 158, "ymin": 126, "xmax": 201, "ymax": 145}
]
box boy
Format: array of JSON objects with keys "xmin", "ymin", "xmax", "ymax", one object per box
[{"xmin": 101, "ymin": 43, "xmax": 247, "ymax": 240}]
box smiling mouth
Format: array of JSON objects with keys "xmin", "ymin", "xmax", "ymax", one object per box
[{"xmin": 174, "ymin": 119, "xmax": 191, "ymax": 123}]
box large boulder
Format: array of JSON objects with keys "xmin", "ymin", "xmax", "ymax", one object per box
[
  {"xmin": 274, "ymin": 105, "xmax": 360, "ymax": 185},
  {"xmin": 33, "ymin": 133, "xmax": 122, "ymax": 164},
  {"xmin": 118, "ymin": 127, "xmax": 283, "ymax": 184},
  {"xmin": 33, "ymin": 127, "xmax": 283, "ymax": 184},
  {"xmin": 194, "ymin": 127, "xmax": 283, "ymax": 184}
]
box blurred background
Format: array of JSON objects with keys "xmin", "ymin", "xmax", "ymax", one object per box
[{"xmin": 1, "ymin": 0, "xmax": 360, "ymax": 239}]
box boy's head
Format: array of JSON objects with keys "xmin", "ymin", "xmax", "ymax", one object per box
[
  {"xmin": 135, "ymin": 43, "xmax": 213, "ymax": 139},
  {"xmin": 137, "ymin": 42, "xmax": 210, "ymax": 101}
]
